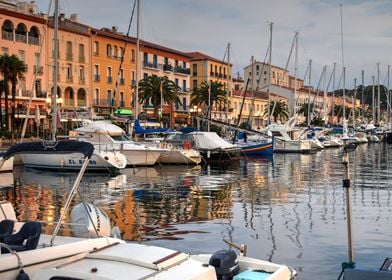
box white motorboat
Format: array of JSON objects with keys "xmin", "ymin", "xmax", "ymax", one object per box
[
  {"xmin": 266, "ymin": 118, "xmax": 313, "ymax": 153},
  {"xmin": 156, "ymin": 142, "xmax": 202, "ymax": 165},
  {"xmin": 321, "ymin": 135, "xmax": 343, "ymax": 148},
  {"xmin": 0, "ymin": 142, "xmax": 296, "ymax": 280},
  {"xmin": 15, "ymin": 140, "xmax": 126, "ymax": 173},
  {"xmin": 72, "ymin": 121, "xmax": 164, "ymax": 166}
]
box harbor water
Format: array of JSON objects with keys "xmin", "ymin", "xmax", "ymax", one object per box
[{"xmin": 1, "ymin": 143, "xmax": 391, "ymax": 280}]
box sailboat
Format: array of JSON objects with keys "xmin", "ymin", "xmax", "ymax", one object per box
[{"xmin": 0, "ymin": 134, "xmax": 296, "ymax": 279}]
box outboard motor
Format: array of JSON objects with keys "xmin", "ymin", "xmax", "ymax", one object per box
[
  {"xmin": 70, "ymin": 203, "xmax": 111, "ymax": 238},
  {"xmin": 209, "ymin": 250, "xmax": 240, "ymax": 280}
]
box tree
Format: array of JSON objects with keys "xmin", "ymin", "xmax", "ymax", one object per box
[
  {"xmin": 8, "ymin": 55, "xmax": 26, "ymax": 135},
  {"xmin": 264, "ymin": 99, "xmax": 289, "ymax": 123},
  {"xmin": 190, "ymin": 81, "xmax": 227, "ymax": 117},
  {"xmin": 138, "ymin": 75, "xmax": 181, "ymax": 121},
  {"xmin": 298, "ymin": 102, "xmax": 315, "ymax": 125},
  {"xmin": 0, "ymin": 54, "xmax": 11, "ymax": 131}
]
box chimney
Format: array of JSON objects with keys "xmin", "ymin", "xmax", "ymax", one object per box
[
  {"xmin": 59, "ymin": 13, "xmax": 65, "ymax": 21},
  {"xmin": 112, "ymin": 26, "xmax": 118, "ymax": 32},
  {"xmin": 70, "ymin": 13, "xmax": 78, "ymax": 22}
]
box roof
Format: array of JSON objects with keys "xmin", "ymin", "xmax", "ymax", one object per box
[{"xmin": 186, "ymin": 51, "xmax": 231, "ymax": 66}]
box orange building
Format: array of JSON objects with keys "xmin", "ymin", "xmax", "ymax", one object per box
[{"xmin": 90, "ymin": 27, "xmax": 136, "ymax": 119}]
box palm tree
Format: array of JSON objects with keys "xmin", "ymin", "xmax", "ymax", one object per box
[
  {"xmin": 298, "ymin": 102, "xmax": 315, "ymax": 125},
  {"xmin": 190, "ymin": 81, "xmax": 227, "ymax": 118},
  {"xmin": 138, "ymin": 75, "xmax": 181, "ymax": 121},
  {"xmin": 263, "ymin": 99, "xmax": 289, "ymax": 123},
  {"xmin": 0, "ymin": 54, "xmax": 11, "ymax": 131},
  {"xmin": 0, "ymin": 80, "xmax": 4, "ymax": 129},
  {"xmin": 8, "ymin": 55, "xmax": 26, "ymax": 135}
]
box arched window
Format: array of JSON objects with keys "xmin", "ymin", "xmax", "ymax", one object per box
[
  {"xmin": 113, "ymin": 46, "xmax": 118, "ymax": 58},
  {"xmin": 15, "ymin": 23, "xmax": 27, "ymax": 43},
  {"xmin": 2, "ymin": 20, "xmax": 14, "ymax": 41},
  {"xmin": 29, "ymin": 26, "xmax": 40, "ymax": 45}
]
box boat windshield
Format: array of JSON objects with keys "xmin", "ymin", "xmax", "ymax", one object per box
[{"xmin": 111, "ymin": 135, "xmax": 132, "ymax": 141}]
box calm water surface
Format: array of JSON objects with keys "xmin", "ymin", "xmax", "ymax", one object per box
[{"xmin": 1, "ymin": 143, "xmax": 391, "ymax": 280}]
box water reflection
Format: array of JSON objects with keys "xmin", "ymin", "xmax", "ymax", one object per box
[{"xmin": 0, "ymin": 144, "xmax": 391, "ymax": 279}]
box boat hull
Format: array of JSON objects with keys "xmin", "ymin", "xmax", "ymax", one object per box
[
  {"xmin": 158, "ymin": 149, "xmax": 201, "ymax": 165},
  {"xmin": 199, "ymin": 147, "xmax": 241, "ymax": 162},
  {"xmin": 239, "ymin": 142, "xmax": 273, "ymax": 156},
  {"xmin": 19, "ymin": 151, "xmax": 126, "ymax": 172},
  {"xmin": 273, "ymin": 137, "xmax": 313, "ymax": 153},
  {"xmin": 0, "ymin": 156, "xmax": 13, "ymax": 172},
  {"xmin": 120, "ymin": 148, "xmax": 162, "ymax": 166}
]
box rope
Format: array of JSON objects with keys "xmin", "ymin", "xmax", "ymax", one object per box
[{"xmin": 337, "ymin": 261, "xmax": 355, "ymax": 280}]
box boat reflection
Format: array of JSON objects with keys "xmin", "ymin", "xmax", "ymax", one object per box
[{"xmin": 0, "ymin": 172, "xmax": 14, "ymax": 188}]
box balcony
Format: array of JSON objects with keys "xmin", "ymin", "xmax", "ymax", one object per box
[
  {"xmin": 79, "ymin": 56, "xmax": 85, "ymax": 63},
  {"xmin": 163, "ymin": 64, "xmax": 173, "ymax": 72},
  {"xmin": 107, "ymin": 76, "xmax": 113, "ymax": 83},
  {"xmin": 2, "ymin": 30, "xmax": 13, "ymax": 41},
  {"xmin": 94, "ymin": 74, "xmax": 100, "ymax": 82},
  {"xmin": 174, "ymin": 66, "xmax": 190, "ymax": 75},
  {"xmin": 143, "ymin": 61, "xmax": 159, "ymax": 69},
  {"xmin": 34, "ymin": 66, "xmax": 43, "ymax": 75},
  {"xmin": 36, "ymin": 91, "xmax": 47, "ymax": 98},
  {"xmin": 15, "ymin": 33, "xmax": 27, "ymax": 43},
  {"xmin": 119, "ymin": 101, "xmax": 125, "ymax": 107},
  {"xmin": 131, "ymin": 80, "xmax": 136, "ymax": 87},
  {"xmin": 66, "ymin": 53, "xmax": 73, "ymax": 61},
  {"xmin": 77, "ymin": 99, "xmax": 87, "ymax": 107},
  {"xmin": 28, "ymin": 36, "xmax": 39, "ymax": 45},
  {"xmin": 210, "ymin": 71, "xmax": 214, "ymax": 76}
]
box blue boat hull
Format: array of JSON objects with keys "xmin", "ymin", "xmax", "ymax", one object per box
[{"xmin": 240, "ymin": 142, "xmax": 273, "ymax": 156}]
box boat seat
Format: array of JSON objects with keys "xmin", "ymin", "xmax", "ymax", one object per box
[
  {"xmin": 1, "ymin": 221, "xmax": 41, "ymax": 253},
  {"xmin": 0, "ymin": 219, "xmax": 14, "ymax": 236}
]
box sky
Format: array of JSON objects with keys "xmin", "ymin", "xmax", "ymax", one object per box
[{"xmin": 35, "ymin": 0, "xmax": 392, "ymax": 89}]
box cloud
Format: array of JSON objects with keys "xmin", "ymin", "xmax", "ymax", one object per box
[{"xmin": 37, "ymin": 0, "xmax": 392, "ymax": 87}]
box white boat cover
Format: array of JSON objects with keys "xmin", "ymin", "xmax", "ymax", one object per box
[
  {"xmin": 74, "ymin": 121, "xmax": 125, "ymax": 136},
  {"xmin": 190, "ymin": 132, "xmax": 237, "ymax": 150}
]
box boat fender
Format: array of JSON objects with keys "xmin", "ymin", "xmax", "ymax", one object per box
[{"xmin": 16, "ymin": 269, "xmax": 29, "ymax": 280}]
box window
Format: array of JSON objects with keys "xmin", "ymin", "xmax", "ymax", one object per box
[
  {"xmin": 164, "ymin": 57, "xmax": 168, "ymax": 65},
  {"xmin": 66, "ymin": 41, "xmax": 72, "ymax": 60},
  {"xmin": 256, "ymin": 65, "xmax": 259, "ymax": 71},
  {"xmin": 153, "ymin": 55, "xmax": 157, "ymax": 67},
  {"xmin": 93, "ymin": 41, "xmax": 99, "ymax": 55},
  {"xmin": 106, "ymin": 44, "xmax": 112, "ymax": 57},
  {"xmin": 131, "ymin": 50, "xmax": 135, "ymax": 62},
  {"xmin": 175, "ymin": 78, "xmax": 179, "ymax": 87},
  {"xmin": 182, "ymin": 97, "xmax": 187, "ymax": 110},
  {"xmin": 107, "ymin": 90, "xmax": 112, "ymax": 106},
  {"xmin": 79, "ymin": 66, "xmax": 84, "ymax": 82},
  {"xmin": 131, "ymin": 71, "xmax": 135, "ymax": 86},
  {"xmin": 119, "ymin": 47, "xmax": 123, "ymax": 59},
  {"xmin": 175, "ymin": 60, "xmax": 178, "ymax": 67},
  {"xmin": 143, "ymin": 73, "xmax": 148, "ymax": 79},
  {"xmin": 1, "ymin": 47, "xmax": 9, "ymax": 54},
  {"xmin": 94, "ymin": 88, "xmax": 100, "ymax": 105},
  {"xmin": 113, "ymin": 46, "xmax": 118, "ymax": 58},
  {"xmin": 94, "ymin": 65, "xmax": 99, "ymax": 75},
  {"xmin": 66, "ymin": 64, "xmax": 72, "ymax": 81},
  {"xmin": 143, "ymin": 53, "xmax": 148, "ymax": 64},
  {"xmin": 34, "ymin": 53, "xmax": 40, "ymax": 66},
  {"xmin": 120, "ymin": 92, "xmax": 124, "ymax": 106},
  {"xmin": 182, "ymin": 80, "xmax": 186, "ymax": 92},
  {"xmin": 192, "ymin": 80, "xmax": 197, "ymax": 90},
  {"xmin": 107, "ymin": 67, "xmax": 112, "ymax": 83},
  {"xmin": 79, "ymin": 44, "xmax": 85, "ymax": 62},
  {"xmin": 192, "ymin": 64, "xmax": 197, "ymax": 76},
  {"xmin": 18, "ymin": 50, "xmax": 25, "ymax": 62}
]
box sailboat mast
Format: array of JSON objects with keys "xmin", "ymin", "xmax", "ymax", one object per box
[
  {"xmin": 323, "ymin": 65, "xmax": 327, "ymax": 125},
  {"xmin": 361, "ymin": 70, "xmax": 364, "ymax": 121},
  {"xmin": 52, "ymin": 0, "xmax": 59, "ymax": 141},
  {"xmin": 332, "ymin": 62, "xmax": 336, "ymax": 125},
  {"xmin": 307, "ymin": 59, "xmax": 312, "ymax": 127},
  {"xmin": 226, "ymin": 43, "xmax": 230, "ymax": 122},
  {"xmin": 377, "ymin": 62, "xmax": 380, "ymax": 124},
  {"xmin": 267, "ymin": 22, "xmax": 273, "ymax": 126},
  {"xmin": 135, "ymin": 0, "xmax": 140, "ymax": 121},
  {"xmin": 294, "ymin": 32, "xmax": 298, "ymax": 117},
  {"xmin": 388, "ymin": 65, "xmax": 391, "ymax": 126},
  {"xmin": 353, "ymin": 78, "xmax": 356, "ymax": 129},
  {"xmin": 372, "ymin": 75, "xmax": 375, "ymax": 122}
]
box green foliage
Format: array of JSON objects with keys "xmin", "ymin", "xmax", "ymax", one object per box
[
  {"xmin": 190, "ymin": 81, "xmax": 227, "ymax": 113},
  {"xmin": 263, "ymin": 99, "xmax": 289, "ymax": 123}
]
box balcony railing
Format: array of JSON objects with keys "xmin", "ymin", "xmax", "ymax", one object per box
[
  {"xmin": 79, "ymin": 56, "xmax": 85, "ymax": 63},
  {"xmin": 34, "ymin": 66, "xmax": 43, "ymax": 75},
  {"xmin": 36, "ymin": 91, "xmax": 47, "ymax": 98},
  {"xmin": 15, "ymin": 33, "xmax": 27, "ymax": 43},
  {"xmin": 119, "ymin": 101, "xmax": 125, "ymax": 107},
  {"xmin": 66, "ymin": 76, "xmax": 73, "ymax": 83},
  {"xmin": 66, "ymin": 53, "xmax": 73, "ymax": 61},
  {"xmin": 174, "ymin": 66, "xmax": 190, "ymax": 75},
  {"xmin": 28, "ymin": 36, "xmax": 39, "ymax": 45},
  {"xmin": 210, "ymin": 71, "xmax": 214, "ymax": 76},
  {"xmin": 107, "ymin": 76, "xmax": 113, "ymax": 83},
  {"xmin": 2, "ymin": 30, "xmax": 13, "ymax": 41},
  {"xmin": 163, "ymin": 64, "xmax": 173, "ymax": 72},
  {"xmin": 94, "ymin": 74, "xmax": 100, "ymax": 82},
  {"xmin": 143, "ymin": 61, "xmax": 159, "ymax": 69},
  {"xmin": 77, "ymin": 99, "xmax": 87, "ymax": 107},
  {"xmin": 79, "ymin": 78, "xmax": 85, "ymax": 85},
  {"xmin": 64, "ymin": 99, "xmax": 74, "ymax": 106}
]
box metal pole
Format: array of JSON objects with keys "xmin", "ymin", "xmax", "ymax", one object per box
[
  {"xmin": 377, "ymin": 62, "xmax": 380, "ymax": 124},
  {"xmin": 135, "ymin": 0, "xmax": 140, "ymax": 120},
  {"xmin": 50, "ymin": 156, "xmax": 90, "ymax": 246},
  {"xmin": 267, "ymin": 22, "xmax": 273, "ymax": 126},
  {"xmin": 342, "ymin": 148, "xmax": 354, "ymax": 263},
  {"xmin": 208, "ymin": 80, "xmax": 211, "ymax": 132},
  {"xmin": 52, "ymin": 0, "xmax": 59, "ymax": 141},
  {"xmin": 372, "ymin": 76, "xmax": 375, "ymax": 122},
  {"xmin": 307, "ymin": 59, "xmax": 312, "ymax": 126}
]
